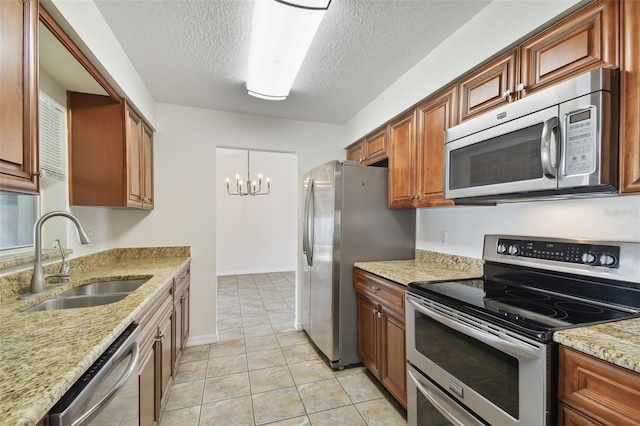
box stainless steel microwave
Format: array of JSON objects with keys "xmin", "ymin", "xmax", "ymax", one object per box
[{"xmin": 444, "ymin": 67, "xmax": 619, "ymax": 203}]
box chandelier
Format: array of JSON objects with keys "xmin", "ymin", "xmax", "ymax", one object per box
[{"xmin": 226, "ymin": 151, "xmax": 271, "ymax": 196}]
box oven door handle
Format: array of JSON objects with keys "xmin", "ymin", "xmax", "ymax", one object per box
[
  {"xmin": 408, "ymin": 369, "xmax": 486, "ymax": 426},
  {"xmin": 407, "ymin": 298, "xmax": 541, "ymax": 359},
  {"xmin": 71, "ymin": 341, "xmax": 140, "ymax": 426}
]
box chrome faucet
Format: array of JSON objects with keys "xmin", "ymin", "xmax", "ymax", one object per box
[{"xmin": 25, "ymin": 211, "xmax": 90, "ymax": 296}]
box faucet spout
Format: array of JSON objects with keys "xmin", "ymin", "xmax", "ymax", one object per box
[{"xmin": 26, "ymin": 211, "xmax": 90, "ymax": 297}]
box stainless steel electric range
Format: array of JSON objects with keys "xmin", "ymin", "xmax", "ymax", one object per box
[{"xmin": 405, "ymin": 235, "xmax": 640, "ymax": 426}]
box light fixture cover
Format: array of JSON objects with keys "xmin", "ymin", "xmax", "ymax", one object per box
[{"xmin": 246, "ymin": 0, "xmax": 330, "ymax": 100}]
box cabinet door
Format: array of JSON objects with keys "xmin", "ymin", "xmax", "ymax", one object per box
[
  {"xmin": 388, "ymin": 110, "xmax": 417, "ymax": 208},
  {"xmin": 520, "ymin": 0, "xmax": 619, "ymax": 97},
  {"xmin": 620, "ymin": 0, "xmax": 640, "ymax": 194},
  {"xmin": 457, "ymin": 49, "xmax": 517, "ymax": 122},
  {"xmin": 174, "ymin": 292, "xmax": 184, "ymax": 371},
  {"xmin": 380, "ymin": 309, "xmax": 407, "ymax": 409},
  {"xmin": 346, "ymin": 140, "xmax": 365, "ymax": 163},
  {"xmin": 559, "ymin": 403, "xmax": 603, "ymax": 426},
  {"xmin": 416, "ymin": 87, "xmax": 456, "ymax": 208},
  {"xmin": 158, "ymin": 309, "xmax": 174, "ymax": 417},
  {"xmin": 139, "ymin": 340, "xmax": 157, "ymax": 426},
  {"xmin": 142, "ymin": 123, "xmax": 154, "ymax": 208},
  {"xmin": 0, "ymin": 0, "xmax": 38, "ymax": 193},
  {"xmin": 364, "ymin": 127, "xmax": 387, "ymax": 165},
  {"xmin": 183, "ymin": 284, "xmax": 190, "ymax": 344},
  {"xmin": 356, "ymin": 295, "xmax": 380, "ymax": 378},
  {"xmin": 126, "ymin": 104, "xmax": 143, "ymax": 208}
]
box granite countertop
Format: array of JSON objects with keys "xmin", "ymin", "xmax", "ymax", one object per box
[
  {"xmin": 0, "ymin": 248, "xmax": 191, "ymax": 425},
  {"xmin": 554, "ymin": 318, "xmax": 640, "ymax": 374},
  {"xmin": 354, "ymin": 250, "xmax": 484, "ymax": 285}
]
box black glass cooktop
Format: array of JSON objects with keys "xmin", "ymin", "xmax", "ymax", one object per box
[{"xmin": 408, "ymin": 277, "xmax": 639, "ymax": 341}]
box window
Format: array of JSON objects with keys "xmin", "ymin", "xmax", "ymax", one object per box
[{"xmin": 0, "ymin": 191, "xmax": 39, "ymax": 251}]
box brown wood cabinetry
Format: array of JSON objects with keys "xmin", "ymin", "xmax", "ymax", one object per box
[
  {"xmin": 558, "ymin": 345, "xmax": 640, "ymax": 425},
  {"xmin": 619, "ymin": 0, "xmax": 640, "ymax": 194},
  {"xmin": 137, "ymin": 282, "xmax": 175, "ymax": 426},
  {"xmin": 346, "ymin": 127, "xmax": 388, "ymax": 165},
  {"xmin": 173, "ymin": 265, "xmax": 190, "ymax": 371},
  {"xmin": 68, "ymin": 93, "xmax": 154, "ymax": 209},
  {"xmin": 388, "ymin": 88, "xmax": 456, "ymax": 209},
  {"xmin": 354, "ymin": 268, "xmax": 407, "ymax": 408},
  {"xmin": 0, "ymin": 0, "xmax": 39, "ymax": 193},
  {"xmin": 458, "ymin": 1, "xmax": 619, "ymax": 123}
]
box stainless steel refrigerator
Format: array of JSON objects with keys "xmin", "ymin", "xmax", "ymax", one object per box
[{"xmin": 301, "ymin": 160, "xmax": 415, "ymax": 369}]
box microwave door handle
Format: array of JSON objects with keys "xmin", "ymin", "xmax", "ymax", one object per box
[
  {"xmin": 407, "ymin": 298, "xmax": 541, "ymax": 359},
  {"xmin": 408, "ymin": 370, "xmax": 484, "ymax": 426},
  {"xmin": 71, "ymin": 342, "xmax": 140, "ymax": 426},
  {"xmin": 540, "ymin": 116, "xmax": 559, "ymax": 179}
]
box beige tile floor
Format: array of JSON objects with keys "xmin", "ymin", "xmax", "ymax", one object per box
[{"xmin": 160, "ymin": 272, "xmax": 408, "ymax": 426}]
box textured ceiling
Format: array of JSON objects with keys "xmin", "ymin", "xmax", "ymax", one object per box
[{"xmin": 93, "ymin": 0, "xmax": 491, "ymax": 124}]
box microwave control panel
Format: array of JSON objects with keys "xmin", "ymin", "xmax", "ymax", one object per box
[
  {"xmin": 564, "ymin": 107, "xmax": 596, "ymax": 176},
  {"xmin": 496, "ymin": 238, "xmax": 620, "ymax": 268}
]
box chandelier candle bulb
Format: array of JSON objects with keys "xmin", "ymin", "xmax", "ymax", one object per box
[{"xmin": 226, "ymin": 151, "xmax": 272, "ymax": 196}]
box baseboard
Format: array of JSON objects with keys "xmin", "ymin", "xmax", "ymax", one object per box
[{"xmin": 185, "ymin": 333, "xmax": 218, "ymax": 347}]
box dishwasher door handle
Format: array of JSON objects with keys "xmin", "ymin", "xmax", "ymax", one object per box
[{"xmin": 72, "ymin": 342, "xmax": 140, "ymax": 426}]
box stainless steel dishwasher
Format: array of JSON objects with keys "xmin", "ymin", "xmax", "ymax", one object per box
[{"xmin": 48, "ymin": 323, "xmax": 140, "ymax": 426}]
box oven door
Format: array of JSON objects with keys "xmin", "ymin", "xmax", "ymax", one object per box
[
  {"xmin": 444, "ymin": 106, "xmax": 560, "ymax": 200},
  {"xmin": 406, "ymin": 293, "xmax": 553, "ymax": 426},
  {"xmin": 407, "ymin": 363, "xmax": 488, "ymax": 426}
]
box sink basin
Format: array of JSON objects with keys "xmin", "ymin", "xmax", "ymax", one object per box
[
  {"xmin": 25, "ymin": 293, "xmax": 129, "ymax": 312},
  {"xmin": 58, "ymin": 279, "xmax": 149, "ymax": 296}
]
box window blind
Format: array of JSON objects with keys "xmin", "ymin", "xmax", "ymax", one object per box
[{"xmin": 38, "ymin": 95, "xmax": 66, "ymax": 180}]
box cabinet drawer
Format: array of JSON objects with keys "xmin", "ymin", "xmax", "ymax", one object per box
[
  {"xmin": 354, "ymin": 269, "xmax": 405, "ymax": 316},
  {"xmin": 559, "ymin": 346, "xmax": 640, "ymax": 425}
]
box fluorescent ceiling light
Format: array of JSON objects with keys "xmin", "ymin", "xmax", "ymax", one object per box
[{"xmin": 247, "ymin": 0, "xmax": 330, "ymax": 101}]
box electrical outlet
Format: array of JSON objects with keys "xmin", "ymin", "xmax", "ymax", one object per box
[
  {"xmin": 440, "ymin": 231, "xmax": 448, "ymax": 246},
  {"xmin": 87, "ymin": 231, "xmax": 93, "ymax": 247}
]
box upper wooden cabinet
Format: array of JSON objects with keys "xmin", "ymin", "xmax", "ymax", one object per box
[
  {"xmin": 458, "ymin": 0, "xmax": 619, "ymax": 123},
  {"xmin": 619, "ymin": 0, "xmax": 640, "ymax": 194},
  {"xmin": 388, "ymin": 110, "xmax": 417, "ymax": 209},
  {"xmin": 388, "ymin": 88, "xmax": 456, "ymax": 209},
  {"xmin": 457, "ymin": 50, "xmax": 517, "ymax": 123},
  {"xmin": 69, "ymin": 94, "xmax": 154, "ymax": 209},
  {"xmin": 346, "ymin": 127, "xmax": 388, "ymax": 166},
  {"xmin": 0, "ymin": 0, "xmax": 39, "ymax": 194}
]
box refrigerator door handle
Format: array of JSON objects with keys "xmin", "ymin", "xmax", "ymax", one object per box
[
  {"xmin": 308, "ymin": 180, "xmax": 314, "ymax": 266},
  {"xmin": 303, "ymin": 178, "xmax": 314, "ymax": 266}
]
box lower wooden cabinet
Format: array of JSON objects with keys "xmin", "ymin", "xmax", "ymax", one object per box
[
  {"xmin": 558, "ymin": 345, "xmax": 640, "ymax": 425},
  {"xmin": 137, "ymin": 262, "xmax": 191, "ymax": 426},
  {"xmin": 354, "ymin": 268, "xmax": 407, "ymax": 408}
]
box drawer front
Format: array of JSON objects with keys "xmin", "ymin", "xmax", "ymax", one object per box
[
  {"xmin": 559, "ymin": 346, "xmax": 640, "ymax": 425},
  {"xmin": 354, "ymin": 269, "xmax": 405, "ymax": 317}
]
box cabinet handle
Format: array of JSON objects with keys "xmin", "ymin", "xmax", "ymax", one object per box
[
  {"xmin": 503, "ymin": 89, "xmax": 512, "ymax": 99},
  {"xmin": 408, "ymin": 195, "xmax": 414, "ymax": 200},
  {"xmin": 516, "ymin": 83, "xmax": 526, "ymax": 92},
  {"xmin": 155, "ymin": 333, "xmax": 165, "ymax": 342},
  {"xmin": 377, "ymin": 310, "xmax": 383, "ymax": 319},
  {"xmin": 371, "ymin": 286, "xmax": 380, "ymax": 291}
]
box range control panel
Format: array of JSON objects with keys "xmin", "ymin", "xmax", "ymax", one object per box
[{"xmin": 496, "ymin": 238, "xmax": 620, "ymax": 268}]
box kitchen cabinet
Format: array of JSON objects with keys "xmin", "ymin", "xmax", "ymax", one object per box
[
  {"xmin": 620, "ymin": 0, "xmax": 640, "ymax": 194},
  {"xmin": 173, "ymin": 265, "xmax": 190, "ymax": 371},
  {"xmin": 0, "ymin": 0, "xmax": 39, "ymax": 194},
  {"xmin": 137, "ymin": 282, "xmax": 175, "ymax": 426},
  {"xmin": 354, "ymin": 268, "xmax": 407, "ymax": 408},
  {"xmin": 387, "ymin": 110, "xmax": 417, "ymax": 209},
  {"xmin": 68, "ymin": 93, "xmax": 154, "ymax": 209},
  {"xmin": 457, "ymin": 0, "xmax": 618, "ymax": 123},
  {"xmin": 345, "ymin": 126, "xmax": 388, "ymax": 165},
  {"xmin": 558, "ymin": 345, "xmax": 640, "ymax": 425},
  {"xmin": 388, "ymin": 88, "xmax": 456, "ymax": 209}
]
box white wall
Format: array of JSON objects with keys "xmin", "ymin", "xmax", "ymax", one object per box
[
  {"xmin": 216, "ymin": 149, "xmax": 297, "ymax": 275},
  {"xmin": 418, "ymin": 196, "xmax": 640, "ymax": 259},
  {"xmin": 111, "ymin": 103, "xmax": 344, "ymax": 344}
]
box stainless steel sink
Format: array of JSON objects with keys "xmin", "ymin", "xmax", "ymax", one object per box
[
  {"xmin": 25, "ymin": 293, "xmax": 129, "ymax": 312},
  {"xmin": 58, "ymin": 279, "xmax": 149, "ymax": 296}
]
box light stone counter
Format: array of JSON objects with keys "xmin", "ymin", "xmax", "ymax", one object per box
[
  {"xmin": 0, "ymin": 247, "xmax": 190, "ymax": 426},
  {"xmin": 354, "ymin": 249, "xmax": 484, "ymax": 285},
  {"xmin": 554, "ymin": 318, "xmax": 640, "ymax": 374}
]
